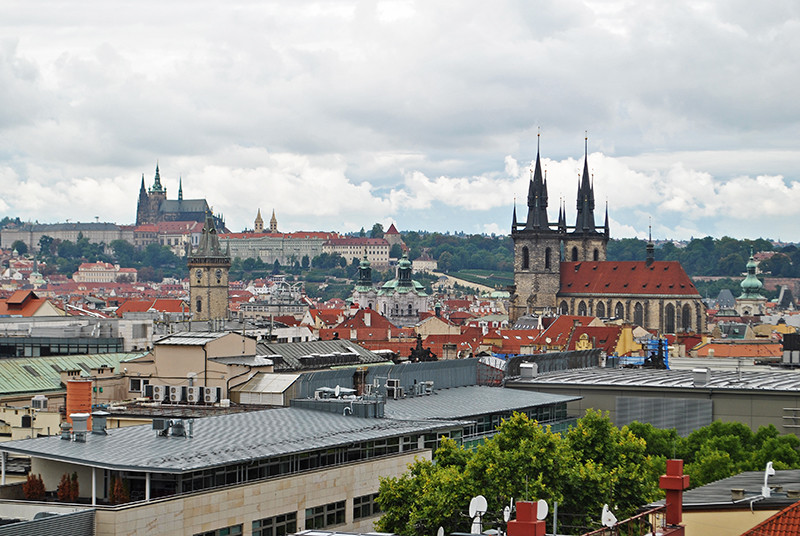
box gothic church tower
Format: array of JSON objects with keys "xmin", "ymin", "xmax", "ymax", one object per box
[
  {"xmin": 509, "ymin": 137, "xmax": 562, "ymax": 322},
  {"xmin": 509, "ymin": 137, "xmax": 609, "ymax": 323},
  {"xmin": 188, "ymin": 213, "xmax": 231, "ymax": 322}
]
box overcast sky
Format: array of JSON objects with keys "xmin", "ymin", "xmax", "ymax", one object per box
[{"xmin": 1, "ymin": 1, "xmax": 799, "ymax": 242}]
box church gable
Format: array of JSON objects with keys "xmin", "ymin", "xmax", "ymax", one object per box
[{"xmin": 559, "ymin": 261, "xmax": 700, "ymax": 297}]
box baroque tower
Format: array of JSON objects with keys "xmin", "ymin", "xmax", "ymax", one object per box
[{"xmin": 188, "ymin": 213, "xmax": 231, "ymax": 322}]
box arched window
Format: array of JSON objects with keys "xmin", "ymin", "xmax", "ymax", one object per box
[
  {"xmin": 545, "ymin": 248, "xmax": 551, "ymax": 269},
  {"xmin": 577, "ymin": 301, "xmax": 587, "ymax": 316},
  {"xmin": 682, "ymin": 304, "xmax": 692, "ymax": 332},
  {"xmin": 634, "ymin": 303, "xmax": 644, "ymax": 326},
  {"xmin": 196, "ymin": 298, "xmax": 202, "ymax": 313},
  {"xmin": 560, "ymin": 301, "xmax": 569, "ymax": 315},
  {"xmin": 593, "ymin": 248, "xmax": 599, "ymax": 261},
  {"xmin": 665, "ymin": 303, "xmax": 676, "ymax": 333},
  {"xmin": 571, "ymin": 246, "xmax": 579, "ymax": 261},
  {"xmin": 614, "ymin": 302, "xmax": 625, "ymax": 320},
  {"xmin": 408, "ymin": 304, "xmax": 413, "ymax": 316},
  {"xmin": 596, "ymin": 301, "xmax": 606, "ymax": 317},
  {"xmin": 522, "ymin": 247, "xmax": 530, "ymax": 270}
]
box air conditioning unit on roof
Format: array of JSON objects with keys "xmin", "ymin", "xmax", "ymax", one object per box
[
  {"xmin": 203, "ymin": 386, "xmax": 220, "ymax": 404},
  {"xmin": 169, "ymin": 385, "xmax": 184, "ymax": 403},
  {"xmin": 151, "ymin": 385, "xmax": 167, "ymax": 402},
  {"xmin": 186, "ymin": 386, "xmax": 202, "ymax": 404}
]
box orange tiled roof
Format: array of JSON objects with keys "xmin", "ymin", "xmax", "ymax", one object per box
[
  {"xmin": 0, "ymin": 290, "xmax": 49, "ymax": 316},
  {"xmin": 740, "ymin": 499, "xmax": 800, "ymax": 536},
  {"xmin": 560, "ymin": 261, "xmax": 701, "ymax": 296},
  {"xmin": 566, "ymin": 325, "xmax": 622, "ymax": 353},
  {"xmin": 694, "ymin": 341, "xmax": 782, "ymax": 358}
]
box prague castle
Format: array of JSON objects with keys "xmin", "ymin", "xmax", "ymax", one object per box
[{"xmin": 136, "ymin": 164, "xmax": 227, "ymax": 231}]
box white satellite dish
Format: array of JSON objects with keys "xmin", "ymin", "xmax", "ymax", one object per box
[
  {"xmin": 601, "ymin": 504, "xmax": 617, "ymax": 528},
  {"xmin": 334, "ymin": 385, "xmax": 340, "ymax": 397},
  {"xmin": 503, "ymin": 506, "xmax": 511, "ymax": 523},
  {"xmin": 468, "ymin": 495, "xmax": 488, "ymax": 518},
  {"xmin": 545, "ymin": 337, "xmax": 552, "ymax": 344},
  {"xmin": 437, "ymin": 527, "xmax": 444, "ymax": 536},
  {"xmin": 536, "ymin": 499, "xmax": 548, "ymax": 520}
]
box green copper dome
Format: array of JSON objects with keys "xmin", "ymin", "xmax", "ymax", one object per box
[{"xmin": 740, "ymin": 248, "xmax": 764, "ymax": 299}]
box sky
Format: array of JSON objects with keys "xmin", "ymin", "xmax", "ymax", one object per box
[{"xmin": 1, "ymin": 1, "xmax": 800, "ymax": 242}]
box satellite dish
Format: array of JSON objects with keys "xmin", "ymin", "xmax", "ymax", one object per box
[
  {"xmin": 503, "ymin": 506, "xmax": 511, "ymax": 523},
  {"xmin": 470, "ymin": 495, "xmax": 487, "ymax": 517},
  {"xmin": 334, "ymin": 385, "xmax": 340, "ymax": 397},
  {"xmin": 545, "ymin": 337, "xmax": 552, "ymax": 344},
  {"xmin": 601, "ymin": 504, "xmax": 617, "ymax": 528},
  {"xmin": 536, "ymin": 499, "xmax": 548, "ymax": 520},
  {"xmin": 437, "ymin": 527, "xmax": 444, "ymax": 536}
]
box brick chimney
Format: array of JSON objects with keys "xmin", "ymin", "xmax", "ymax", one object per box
[
  {"xmin": 507, "ymin": 501, "xmax": 546, "ymax": 536},
  {"xmin": 659, "ymin": 459, "xmax": 690, "ymax": 535}
]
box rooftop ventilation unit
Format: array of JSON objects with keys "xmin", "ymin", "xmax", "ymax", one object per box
[
  {"xmin": 152, "ymin": 418, "xmax": 170, "ymax": 432},
  {"xmin": 71, "ymin": 413, "xmax": 90, "ymax": 443},
  {"xmin": 693, "ymin": 368, "xmax": 710, "ymax": 388},
  {"xmin": 203, "ymin": 386, "xmax": 220, "ymax": 404},
  {"xmin": 31, "ymin": 395, "xmax": 48, "ymax": 409},
  {"xmin": 170, "ymin": 420, "xmax": 186, "ymax": 437},
  {"xmin": 151, "ymin": 385, "xmax": 167, "ymax": 402},
  {"xmin": 520, "ymin": 362, "xmax": 538, "ymax": 379},
  {"xmin": 169, "ymin": 385, "xmax": 185, "ymax": 403},
  {"xmin": 186, "ymin": 386, "xmax": 202, "ymax": 404},
  {"xmin": 91, "ymin": 411, "xmax": 109, "ymax": 435},
  {"xmin": 386, "ymin": 378, "xmax": 403, "ymax": 400}
]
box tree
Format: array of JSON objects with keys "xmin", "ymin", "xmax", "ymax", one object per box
[
  {"xmin": 376, "ymin": 411, "xmax": 661, "ymax": 536},
  {"xmin": 109, "ymin": 476, "xmax": 130, "ymax": 505},
  {"xmin": 301, "ymin": 255, "xmax": 310, "ymax": 269},
  {"xmin": 11, "ymin": 240, "xmax": 28, "ymax": 255},
  {"xmin": 22, "ymin": 473, "xmax": 45, "ymax": 500},
  {"xmin": 370, "ymin": 223, "xmax": 384, "ymax": 239},
  {"xmin": 57, "ymin": 471, "xmax": 79, "ymax": 502},
  {"xmin": 389, "ymin": 243, "xmax": 403, "ymax": 259},
  {"xmin": 38, "ymin": 235, "xmax": 54, "ymax": 256}
]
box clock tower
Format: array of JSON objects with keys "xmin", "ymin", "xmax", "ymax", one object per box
[{"xmin": 188, "ymin": 213, "xmax": 231, "ymax": 322}]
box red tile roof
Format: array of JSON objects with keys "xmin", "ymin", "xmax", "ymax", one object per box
[
  {"xmin": 694, "ymin": 341, "xmax": 782, "ymax": 358},
  {"xmin": 560, "ymin": 261, "xmax": 700, "ymax": 296},
  {"xmin": 566, "ymin": 325, "xmax": 622, "ymax": 354},
  {"xmin": 385, "ymin": 223, "xmax": 399, "ymax": 235},
  {"xmin": 115, "ymin": 298, "xmax": 186, "ymax": 315},
  {"xmin": 0, "ymin": 290, "xmax": 51, "ymax": 316},
  {"xmin": 740, "ymin": 499, "xmax": 800, "ymax": 536}
]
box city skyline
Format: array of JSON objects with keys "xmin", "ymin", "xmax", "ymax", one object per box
[{"xmin": 1, "ymin": 2, "xmax": 800, "ymax": 241}]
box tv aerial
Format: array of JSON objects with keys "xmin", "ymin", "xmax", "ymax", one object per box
[
  {"xmin": 601, "ymin": 504, "xmax": 617, "ymax": 528},
  {"xmin": 468, "ymin": 495, "xmax": 487, "ymax": 534}
]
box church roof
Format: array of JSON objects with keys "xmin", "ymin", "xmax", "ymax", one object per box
[
  {"xmin": 159, "ymin": 199, "xmax": 209, "ymax": 214},
  {"xmin": 385, "ymin": 223, "xmax": 400, "ymax": 235},
  {"xmin": 559, "ymin": 261, "xmax": 700, "ymax": 297}
]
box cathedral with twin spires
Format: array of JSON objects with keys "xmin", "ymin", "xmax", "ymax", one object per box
[{"xmin": 509, "ymin": 138, "xmax": 705, "ymax": 334}]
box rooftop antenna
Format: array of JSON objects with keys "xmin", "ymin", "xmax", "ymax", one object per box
[
  {"xmin": 762, "ymin": 461, "xmax": 776, "ymax": 497},
  {"xmin": 468, "ymin": 494, "xmax": 488, "ymax": 534}
]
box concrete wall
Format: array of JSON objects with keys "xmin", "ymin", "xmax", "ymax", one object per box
[{"xmin": 93, "ymin": 450, "xmax": 428, "ymax": 536}]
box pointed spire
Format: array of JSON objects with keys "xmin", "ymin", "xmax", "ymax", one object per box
[
  {"xmin": 511, "ymin": 198, "xmax": 518, "ymax": 233},
  {"xmin": 646, "ymin": 220, "xmax": 655, "ymax": 267},
  {"xmin": 150, "ymin": 162, "xmax": 165, "ymax": 193},
  {"xmin": 178, "ymin": 176, "xmax": 183, "ymax": 201},
  {"xmin": 524, "ymin": 131, "xmax": 551, "ymax": 231},
  {"xmin": 604, "ymin": 200, "xmax": 610, "ymax": 237},
  {"xmin": 574, "ymin": 134, "xmax": 597, "ymax": 234}
]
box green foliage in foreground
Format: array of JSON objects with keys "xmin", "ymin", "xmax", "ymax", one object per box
[
  {"xmin": 376, "ymin": 410, "xmax": 661, "ymax": 536},
  {"xmin": 377, "ymin": 413, "xmax": 800, "ymax": 536}
]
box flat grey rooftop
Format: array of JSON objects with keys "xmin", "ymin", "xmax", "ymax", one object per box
[
  {"xmin": 650, "ymin": 469, "xmax": 800, "ymax": 510},
  {"xmin": 0, "ymin": 407, "xmax": 459, "ymax": 474},
  {"xmin": 383, "ymin": 385, "xmax": 579, "ymax": 421},
  {"xmin": 507, "ymin": 367, "xmax": 800, "ymax": 392}
]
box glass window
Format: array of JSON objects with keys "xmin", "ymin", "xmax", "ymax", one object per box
[
  {"xmin": 253, "ymin": 512, "xmax": 297, "ymax": 536},
  {"xmin": 353, "ymin": 493, "xmax": 381, "ymax": 520},
  {"xmin": 306, "ymin": 500, "xmax": 346, "ymax": 529},
  {"xmin": 194, "ymin": 524, "xmax": 242, "ymax": 536}
]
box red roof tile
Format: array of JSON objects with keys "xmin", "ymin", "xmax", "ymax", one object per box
[
  {"xmin": 560, "ymin": 261, "xmax": 700, "ymax": 296},
  {"xmin": 740, "ymin": 499, "xmax": 800, "ymax": 536}
]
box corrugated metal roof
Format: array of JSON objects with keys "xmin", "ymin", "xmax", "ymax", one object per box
[
  {"xmin": 0, "ymin": 407, "xmax": 460, "ymax": 473},
  {"xmin": 508, "ymin": 367, "xmax": 800, "ymax": 391},
  {"xmin": 383, "ymin": 385, "xmax": 579, "ymax": 421},
  {"xmin": 256, "ymin": 340, "xmax": 386, "ymax": 371},
  {"xmin": 154, "ymin": 331, "xmax": 229, "ymax": 346},
  {"xmin": 0, "ymin": 353, "xmax": 147, "ymax": 396},
  {"xmin": 237, "ymin": 372, "xmax": 300, "ymax": 394}
]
